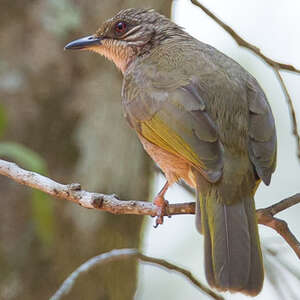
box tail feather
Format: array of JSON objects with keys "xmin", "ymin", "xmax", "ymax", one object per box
[
  {"xmin": 243, "ymin": 192, "xmax": 264, "ymax": 295},
  {"xmin": 196, "ymin": 185, "xmax": 264, "ymax": 295}
]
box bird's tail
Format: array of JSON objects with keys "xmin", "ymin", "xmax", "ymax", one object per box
[{"xmin": 195, "ymin": 177, "xmax": 264, "ymax": 296}]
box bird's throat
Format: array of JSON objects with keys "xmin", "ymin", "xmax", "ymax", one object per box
[{"xmin": 90, "ymin": 40, "xmax": 135, "ymax": 74}]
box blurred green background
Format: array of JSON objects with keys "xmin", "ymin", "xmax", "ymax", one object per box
[{"xmin": 0, "ymin": 0, "xmax": 299, "ymax": 299}]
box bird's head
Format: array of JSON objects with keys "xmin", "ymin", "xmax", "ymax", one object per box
[{"xmin": 65, "ymin": 8, "xmax": 184, "ymax": 73}]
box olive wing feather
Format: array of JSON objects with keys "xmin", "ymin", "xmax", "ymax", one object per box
[
  {"xmin": 247, "ymin": 82, "xmax": 277, "ymax": 185},
  {"xmin": 122, "ymin": 80, "xmax": 224, "ymax": 183}
]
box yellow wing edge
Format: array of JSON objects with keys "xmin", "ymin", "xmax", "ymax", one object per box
[{"xmin": 140, "ymin": 115, "xmax": 204, "ymax": 169}]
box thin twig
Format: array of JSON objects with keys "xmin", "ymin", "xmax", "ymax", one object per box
[
  {"xmin": 256, "ymin": 193, "xmax": 300, "ymax": 259},
  {"xmin": 190, "ymin": 0, "xmax": 300, "ymax": 160},
  {"xmin": 137, "ymin": 253, "xmax": 223, "ymax": 300},
  {"xmin": 262, "ymin": 193, "xmax": 300, "ymax": 216},
  {"xmin": 50, "ymin": 248, "xmax": 223, "ymax": 300},
  {"xmin": 190, "ymin": 0, "xmax": 300, "ymax": 73},
  {"xmin": 275, "ymin": 68, "xmax": 300, "ymax": 158},
  {"xmin": 1, "ymin": 158, "xmax": 300, "ymax": 258},
  {"xmin": 50, "ymin": 249, "xmax": 138, "ymax": 300}
]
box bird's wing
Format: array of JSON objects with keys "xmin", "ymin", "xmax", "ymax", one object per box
[
  {"xmin": 247, "ymin": 81, "xmax": 277, "ymax": 185},
  {"xmin": 122, "ymin": 79, "xmax": 224, "ymax": 183}
]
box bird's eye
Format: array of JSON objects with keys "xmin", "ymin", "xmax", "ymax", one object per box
[{"xmin": 115, "ymin": 21, "xmax": 127, "ymax": 34}]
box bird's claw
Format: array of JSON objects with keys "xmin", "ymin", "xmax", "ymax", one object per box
[{"xmin": 153, "ymin": 196, "xmax": 170, "ymax": 228}]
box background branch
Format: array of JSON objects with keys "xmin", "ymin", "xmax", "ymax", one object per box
[
  {"xmin": 257, "ymin": 194, "xmax": 300, "ymax": 259},
  {"xmin": 190, "ymin": 0, "xmax": 300, "ymax": 160},
  {"xmin": 1, "ymin": 158, "xmax": 300, "ymax": 259},
  {"xmin": 274, "ymin": 69, "xmax": 300, "ymax": 159},
  {"xmin": 50, "ymin": 248, "xmax": 223, "ymax": 300},
  {"xmin": 190, "ymin": 0, "xmax": 300, "ymax": 73}
]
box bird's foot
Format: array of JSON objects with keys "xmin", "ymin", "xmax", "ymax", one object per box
[{"xmin": 153, "ymin": 195, "xmax": 170, "ymax": 228}]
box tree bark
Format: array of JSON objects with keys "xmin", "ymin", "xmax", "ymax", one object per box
[{"xmin": 0, "ymin": 1, "xmax": 172, "ymax": 299}]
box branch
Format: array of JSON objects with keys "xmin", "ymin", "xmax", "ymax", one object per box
[
  {"xmin": 275, "ymin": 68, "xmax": 300, "ymax": 159},
  {"xmin": 0, "ymin": 159, "xmax": 193, "ymax": 216},
  {"xmin": 190, "ymin": 0, "xmax": 300, "ymax": 160},
  {"xmin": 50, "ymin": 248, "xmax": 224, "ymax": 300},
  {"xmin": 190, "ymin": 0, "xmax": 300, "ymax": 73},
  {"xmin": 257, "ymin": 194, "xmax": 300, "ymax": 259},
  {"xmin": 1, "ymin": 158, "xmax": 300, "ymax": 258}
]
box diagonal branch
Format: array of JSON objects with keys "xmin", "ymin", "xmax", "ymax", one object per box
[
  {"xmin": 190, "ymin": 0, "xmax": 300, "ymax": 73},
  {"xmin": 190, "ymin": 0, "xmax": 300, "ymax": 161},
  {"xmin": 1, "ymin": 158, "xmax": 300, "ymax": 258},
  {"xmin": 257, "ymin": 193, "xmax": 300, "ymax": 259},
  {"xmin": 274, "ymin": 68, "xmax": 300, "ymax": 159},
  {"xmin": 50, "ymin": 248, "xmax": 224, "ymax": 300}
]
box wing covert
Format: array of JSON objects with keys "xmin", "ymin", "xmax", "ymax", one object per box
[
  {"xmin": 247, "ymin": 82, "xmax": 277, "ymax": 185},
  {"xmin": 122, "ymin": 79, "xmax": 224, "ymax": 183}
]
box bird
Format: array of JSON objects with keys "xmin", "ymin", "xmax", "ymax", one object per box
[{"xmin": 65, "ymin": 8, "xmax": 277, "ymax": 296}]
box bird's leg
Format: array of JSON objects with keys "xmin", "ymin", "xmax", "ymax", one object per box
[{"xmin": 153, "ymin": 181, "xmax": 170, "ymax": 228}]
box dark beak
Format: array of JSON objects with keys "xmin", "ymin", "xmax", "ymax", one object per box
[{"xmin": 64, "ymin": 35, "xmax": 101, "ymax": 50}]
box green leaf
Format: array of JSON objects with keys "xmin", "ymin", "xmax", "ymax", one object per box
[
  {"xmin": 0, "ymin": 142, "xmax": 54, "ymax": 246},
  {"xmin": 0, "ymin": 142, "xmax": 46, "ymax": 174},
  {"xmin": 0, "ymin": 104, "xmax": 7, "ymax": 138},
  {"xmin": 31, "ymin": 190, "xmax": 55, "ymax": 247}
]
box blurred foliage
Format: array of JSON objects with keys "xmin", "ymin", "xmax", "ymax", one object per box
[
  {"xmin": 0, "ymin": 103, "xmax": 7, "ymax": 138},
  {"xmin": 0, "ymin": 62, "xmax": 25, "ymax": 94},
  {"xmin": 43, "ymin": 0, "xmax": 81, "ymax": 38},
  {"xmin": 0, "ymin": 1, "xmax": 170, "ymax": 298},
  {"xmin": 0, "ymin": 141, "xmax": 54, "ymax": 247},
  {"xmin": 31, "ymin": 190, "xmax": 54, "ymax": 247},
  {"xmin": 0, "ymin": 142, "xmax": 46, "ymax": 174}
]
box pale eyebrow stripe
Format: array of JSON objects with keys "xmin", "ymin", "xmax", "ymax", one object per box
[{"xmin": 122, "ymin": 25, "xmax": 143, "ymax": 39}]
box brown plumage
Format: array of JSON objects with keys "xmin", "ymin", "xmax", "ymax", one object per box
[{"xmin": 65, "ymin": 8, "xmax": 277, "ymax": 296}]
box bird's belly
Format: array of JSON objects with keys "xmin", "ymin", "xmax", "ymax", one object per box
[{"xmin": 138, "ymin": 134, "xmax": 196, "ymax": 187}]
